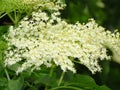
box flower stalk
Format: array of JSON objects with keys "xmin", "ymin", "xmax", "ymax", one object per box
[
  {"xmin": 58, "ymin": 71, "xmax": 65, "ymax": 86},
  {"xmin": 4, "ymin": 68, "xmax": 10, "ymax": 81}
]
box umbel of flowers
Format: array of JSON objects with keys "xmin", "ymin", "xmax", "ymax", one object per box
[{"xmin": 4, "ymin": 0, "xmax": 120, "ymax": 74}]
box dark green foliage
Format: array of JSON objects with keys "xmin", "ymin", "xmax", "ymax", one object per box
[
  {"xmin": 62, "ymin": 0, "xmax": 120, "ymax": 31},
  {"xmin": 0, "ymin": 64, "xmax": 111, "ymax": 90},
  {"xmin": 106, "ymin": 62, "xmax": 120, "ymax": 90},
  {"xmin": 103, "ymin": 0, "xmax": 120, "ymax": 30},
  {"xmin": 62, "ymin": 0, "xmax": 106, "ymax": 24},
  {"xmin": 0, "ymin": 26, "xmax": 8, "ymax": 62}
]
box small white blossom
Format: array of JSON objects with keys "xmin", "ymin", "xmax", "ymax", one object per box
[{"xmin": 4, "ymin": 1, "xmax": 120, "ymax": 74}]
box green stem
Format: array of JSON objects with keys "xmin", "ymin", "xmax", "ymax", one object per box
[
  {"xmin": 14, "ymin": 10, "xmax": 20, "ymax": 26},
  {"xmin": 25, "ymin": 81, "xmax": 33, "ymax": 88},
  {"xmin": 4, "ymin": 68, "xmax": 10, "ymax": 81},
  {"xmin": 7, "ymin": 13, "xmax": 15, "ymax": 24},
  {"xmin": 45, "ymin": 87, "xmax": 47, "ymax": 90},
  {"xmin": 58, "ymin": 71, "xmax": 65, "ymax": 86},
  {"xmin": 14, "ymin": 10, "xmax": 17, "ymax": 25},
  {"xmin": 7, "ymin": 11, "xmax": 20, "ymax": 26},
  {"xmin": 49, "ymin": 65, "xmax": 55, "ymax": 77},
  {"xmin": 50, "ymin": 86, "xmax": 82, "ymax": 90},
  {"xmin": 70, "ymin": 58, "xmax": 82, "ymax": 65},
  {"xmin": 0, "ymin": 13, "xmax": 7, "ymax": 19},
  {"xmin": 45, "ymin": 65, "xmax": 55, "ymax": 90}
]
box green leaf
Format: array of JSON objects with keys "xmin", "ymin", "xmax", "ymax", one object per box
[
  {"xmin": 0, "ymin": 26, "xmax": 9, "ymax": 36},
  {"xmin": 65, "ymin": 74, "xmax": 110, "ymax": 90},
  {"xmin": 96, "ymin": 85, "xmax": 111, "ymax": 90},
  {"xmin": 0, "ymin": 78, "xmax": 7, "ymax": 87},
  {"xmin": 5, "ymin": 76, "xmax": 24, "ymax": 90},
  {"xmin": 32, "ymin": 72, "xmax": 57, "ymax": 87},
  {"xmin": 20, "ymin": 70, "xmax": 32, "ymax": 78},
  {"xmin": 8, "ymin": 63, "xmax": 21, "ymax": 72},
  {"xmin": 0, "ymin": 40, "xmax": 7, "ymax": 50},
  {"xmin": 0, "ymin": 77, "xmax": 7, "ymax": 90},
  {"xmin": 50, "ymin": 86, "xmax": 83, "ymax": 90}
]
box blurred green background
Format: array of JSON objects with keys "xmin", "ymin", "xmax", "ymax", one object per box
[{"xmin": 62, "ymin": 0, "xmax": 120, "ymax": 31}]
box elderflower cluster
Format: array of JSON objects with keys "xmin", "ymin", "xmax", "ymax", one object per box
[
  {"xmin": 23, "ymin": 0, "xmax": 66, "ymax": 11},
  {"xmin": 4, "ymin": 1, "xmax": 120, "ymax": 74}
]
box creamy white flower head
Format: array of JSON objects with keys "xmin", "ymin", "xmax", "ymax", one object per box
[
  {"xmin": 23, "ymin": 0, "xmax": 66, "ymax": 11},
  {"xmin": 4, "ymin": 1, "xmax": 120, "ymax": 74}
]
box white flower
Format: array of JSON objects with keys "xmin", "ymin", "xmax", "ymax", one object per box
[{"xmin": 4, "ymin": 1, "xmax": 120, "ymax": 74}]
